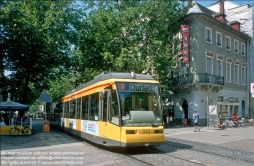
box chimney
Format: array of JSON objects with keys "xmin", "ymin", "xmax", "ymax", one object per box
[
  {"xmin": 219, "ymin": 0, "xmax": 224, "ymax": 14},
  {"xmin": 229, "ymin": 21, "xmax": 240, "ymax": 31},
  {"xmin": 213, "ymin": 0, "xmax": 226, "ymax": 23}
]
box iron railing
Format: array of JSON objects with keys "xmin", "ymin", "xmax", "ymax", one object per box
[{"xmin": 170, "ymin": 73, "xmax": 224, "ymax": 86}]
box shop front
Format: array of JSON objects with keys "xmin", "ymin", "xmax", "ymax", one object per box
[{"xmin": 217, "ymin": 96, "xmax": 243, "ymax": 119}]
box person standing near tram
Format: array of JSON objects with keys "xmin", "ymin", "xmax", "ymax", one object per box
[
  {"xmin": 182, "ymin": 111, "xmax": 185, "ymax": 126},
  {"xmin": 193, "ymin": 111, "xmax": 200, "ymax": 132},
  {"xmin": 163, "ymin": 111, "xmax": 167, "ymax": 128}
]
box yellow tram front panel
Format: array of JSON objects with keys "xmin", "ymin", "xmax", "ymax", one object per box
[{"xmin": 121, "ymin": 126, "xmax": 164, "ymax": 145}]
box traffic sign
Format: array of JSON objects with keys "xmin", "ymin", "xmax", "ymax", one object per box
[{"xmin": 38, "ymin": 89, "xmax": 52, "ymax": 102}]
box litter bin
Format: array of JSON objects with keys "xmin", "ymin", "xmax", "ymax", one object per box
[{"xmin": 42, "ymin": 120, "xmax": 50, "ymax": 133}]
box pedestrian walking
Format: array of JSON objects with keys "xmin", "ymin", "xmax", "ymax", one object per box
[
  {"xmin": 169, "ymin": 110, "xmax": 174, "ymax": 125},
  {"xmin": 193, "ymin": 111, "xmax": 200, "ymax": 132},
  {"xmin": 181, "ymin": 111, "xmax": 185, "ymax": 126},
  {"xmin": 163, "ymin": 111, "xmax": 167, "ymax": 128},
  {"xmin": 169, "ymin": 115, "xmax": 173, "ymax": 128}
]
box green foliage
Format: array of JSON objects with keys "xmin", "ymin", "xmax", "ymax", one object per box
[
  {"xmin": 1, "ymin": 0, "xmax": 188, "ymax": 106},
  {"xmin": 0, "ymin": 0, "xmax": 82, "ymax": 104},
  {"xmin": 77, "ymin": 0, "xmax": 187, "ymax": 93}
]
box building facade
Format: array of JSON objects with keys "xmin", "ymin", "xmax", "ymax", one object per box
[
  {"xmin": 169, "ymin": 1, "xmax": 250, "ymax": 125},
  {"xmin": 207, "ymin": 0, "xmax": 254, "ymax": 118}
]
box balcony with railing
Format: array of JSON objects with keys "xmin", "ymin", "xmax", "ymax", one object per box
[{"xmin": 170, "ymin": 73, "xmax": 224, "ymax": 86}]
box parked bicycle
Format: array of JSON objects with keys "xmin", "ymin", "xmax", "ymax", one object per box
[
  {"xmin": 223, "ymin": 119, "xmax": 236, "ymax": 128},
  {"xmin": 9, "ymin": 122, "xmax": 31, "ymax": 136},
  {"xmin": 247, "ymin": 119, "xmax": 254, "ymax": 126},
  {"xmin": 238, "ymin": 118, "xmax": 248, "ymax": 128}
]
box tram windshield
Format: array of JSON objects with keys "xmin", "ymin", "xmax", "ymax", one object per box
[{"xmin": 116, "ymin": 82, "xmax": 162, "ymax": 127}]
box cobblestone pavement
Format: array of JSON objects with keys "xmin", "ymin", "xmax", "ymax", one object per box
[
  {"xmin": 158, "ymin": 126, "xmax": 254, "ymax": 166},
  {"xmin": 1, "ymin": 120, "xmax": 254, "ymax": 166}
]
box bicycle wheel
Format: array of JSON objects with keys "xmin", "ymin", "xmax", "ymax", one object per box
[
  {"xmin": 23, "ymin": 127, "xmax": 31, "ymax": 135},
  {"xmin": 9, "ymin": 128, "xmax": 19, "ymax": 136}
]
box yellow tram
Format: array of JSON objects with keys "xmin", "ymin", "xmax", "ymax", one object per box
[{"xmin": 51, "ymin": 72, "xmax": 164, "ymax": 147}]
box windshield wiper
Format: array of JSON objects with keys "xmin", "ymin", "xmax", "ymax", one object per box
[
  {"xmin": 147, "ymin": 122, "xmax": 158, "ymax": 127},
  {"xmin": 132, "ymin": 121, "xmax": 158, "ymax": 127}
]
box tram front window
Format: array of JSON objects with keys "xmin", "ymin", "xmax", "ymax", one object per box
[{"xmin": 116, "ymin": 82, "xmax": 162, "ymax": 127}]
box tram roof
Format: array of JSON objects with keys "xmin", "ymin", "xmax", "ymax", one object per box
[{"xmin": 65, "ymin": 72, "xmax": 154, "ymax": 95}]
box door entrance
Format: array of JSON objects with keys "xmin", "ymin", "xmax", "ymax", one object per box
[{"xmin": 182, "ymin": 99, "xmax": 188, "ymax": 119}]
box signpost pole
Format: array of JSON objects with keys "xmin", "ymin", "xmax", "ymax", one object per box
[{"xmin": 38, "ymin": 89, "xmax": 52, "ymax": 120}]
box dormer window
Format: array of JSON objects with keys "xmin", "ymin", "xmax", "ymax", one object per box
[{"xmin": 205, "ymin": 27, "xmax": 212, "ymax": 43}]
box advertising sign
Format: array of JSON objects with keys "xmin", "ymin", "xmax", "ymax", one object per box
[
  {"xmin": 81, "ymin": 120, "xmax": 98, "ymax": 136},
  {"xmin": 251, "ymin": 83, "xmax": 254, "ymax": 97},
  {"xmin": 181, "ymin": 24, "xmax": 189, "ymax": 64},
  {"xmin": 181, "ymin": 25, "xmax": 189, "ymax": 35},
  {"xmin": 251, "ymin": 83, "xmax": 254, "ymax": 93}
]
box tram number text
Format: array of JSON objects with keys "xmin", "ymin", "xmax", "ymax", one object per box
[{"xmin": 142, "ymin": 129, "xmax": 150, "ymax": 134}]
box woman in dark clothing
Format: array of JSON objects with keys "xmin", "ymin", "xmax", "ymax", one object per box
[{"xmin": 163, "ymin": 111, "xmax": 167, "ymax": 128}]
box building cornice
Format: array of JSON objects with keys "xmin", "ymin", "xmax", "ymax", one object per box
[{"xmin": 182, "ymin": 13, "xmax": 251, "ymax": 41}]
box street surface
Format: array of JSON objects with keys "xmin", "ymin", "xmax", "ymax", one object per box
[{"xmin": 0, "ymin": 119, "xmax": 253, "ymax": 166}]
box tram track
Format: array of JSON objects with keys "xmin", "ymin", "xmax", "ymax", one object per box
[
  {"xmin": 145, "ymin": 147, "xmax": 210, "ymax": 166},
  {"xmin": 121, "ymin": 137, "xmax": 254, "ymax": 166},
  {"xmin": 162, "ymin": 139, "xmax": 254, "ymax": 164},
  {"xmin": 122, "ymin": 147, "xmax": 208, "ymax": 166}
]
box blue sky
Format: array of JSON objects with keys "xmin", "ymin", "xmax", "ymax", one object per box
[{"xmin": 195, "ymin": 0, "xmax": 253, "ymax": 7}]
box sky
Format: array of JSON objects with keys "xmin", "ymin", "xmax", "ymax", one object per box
[{"xmin": 195, "ymin": 0, "xmax": 253, "ymax": 7}]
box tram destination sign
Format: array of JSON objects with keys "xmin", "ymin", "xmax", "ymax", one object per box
[
  {"xmin": 117, "ymin": 82, "xmax": 159, "ymax": 92},
  {"xmin": 129, "ymin": 83, "xmax": 158, "ymax": 92}
]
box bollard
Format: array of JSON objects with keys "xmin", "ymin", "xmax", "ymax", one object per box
[{"xmin": 42, "ymin": 119, "xmax": 50, "ymax": 139}]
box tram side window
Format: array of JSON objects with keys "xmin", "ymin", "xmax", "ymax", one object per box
[
  {"xmin": 111, "ymin": 91, "xmax": 119, "ymax": 125},
  {"xmin": 64, "ymin": 102, "xmax": 70, "ymax": 118},
  {"xmin": 76, "ymin": 98, "xmax": 81, "ymax": 119},
  {"xmin": 82, "ymin": 96, "xmax": 89, "ymax": 120},
  {"xmin": 70, "ymin": 99, "xmax": 76, "ymax": 119},
  {"xmin": 102, "ymin": 91, "xmax": 107, "ymax": 121},
  {"xmin": 58, "ymin": 103, "xmax": 63, "ymax": 119},
  {"xmin": 89, "ymin": 93, "xmax": 99, "ymax": 121}
]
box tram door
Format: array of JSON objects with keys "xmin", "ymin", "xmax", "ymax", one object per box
[{"xmin": 99, "ymin": 90, "xmax": 111, "ymax": 138}]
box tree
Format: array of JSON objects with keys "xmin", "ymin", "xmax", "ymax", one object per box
[
  {"xmin": 0, "ymin": 0, "xmax": 83, "ymax": 105},
  {"xmin": 77, "ymin": 0, "xmax": 188, "ymax": 93}
]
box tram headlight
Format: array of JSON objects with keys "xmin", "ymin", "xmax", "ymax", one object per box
[{"xmin": 126, "ymin": 130, "xmax": 135, "ymax": 134}]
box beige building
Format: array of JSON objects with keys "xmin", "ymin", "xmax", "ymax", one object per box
[{"xmin": 169, "ymin": 1, "xmax": 250, "ymax": 125}]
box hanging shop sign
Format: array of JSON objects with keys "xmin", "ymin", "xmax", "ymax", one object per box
[
  {"xmin": 251, "ymin": 83, "xmax": 254, "ymax": 93},
  {"xmin": 181, "ymin": 25, "xmax": 189, "ymax": 64}
]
